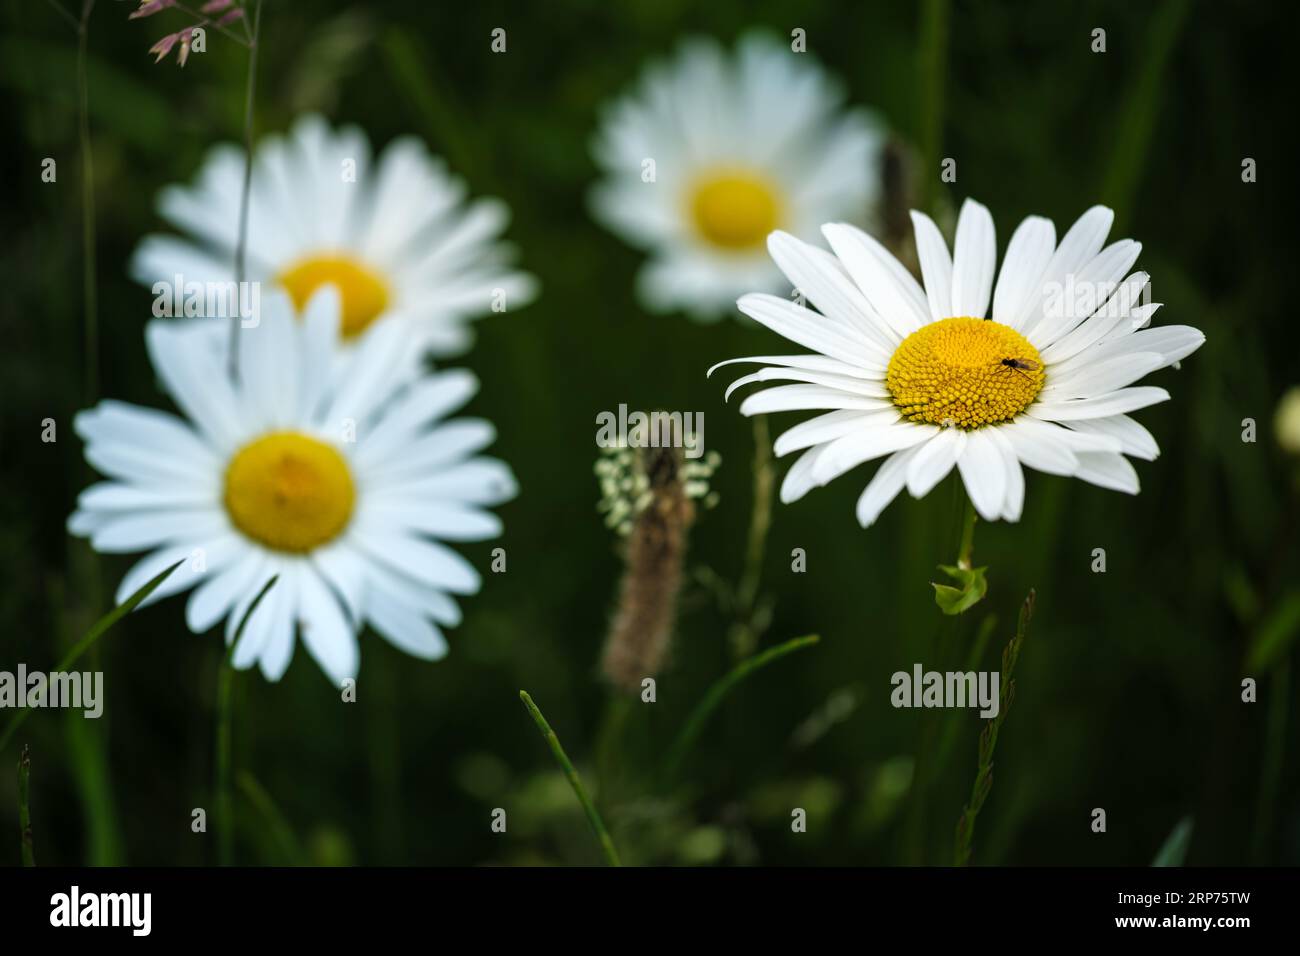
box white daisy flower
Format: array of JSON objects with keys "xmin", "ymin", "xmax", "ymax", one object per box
[
  {"xmin": 132, "ymin": 113, "xmax": 537, "ymax": 357},
  {"xmin": 590, "ymin": 32, "xmax": 883, "ymax": 320},
  {"xmin": 68, "ymin": 290, "xmax": 517, "ymax": 684},
  {"xmin": 711, "ymin": 199, "xmax": 1206, "ymax": 525}
]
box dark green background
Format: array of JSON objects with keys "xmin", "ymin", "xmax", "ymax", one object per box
[{"xmin": 1, "ymin": 0, "xmax": 1297, "ymax": 866}]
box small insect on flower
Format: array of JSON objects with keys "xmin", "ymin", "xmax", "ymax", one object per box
[{"xmin": 998, "ymin": 357, "xmax": 1042, "ymax": 382}]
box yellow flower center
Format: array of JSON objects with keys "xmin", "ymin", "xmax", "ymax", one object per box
[
  {"xmin": 278, "ymin": 254, "xmax": 390, "ymax": 339},
  {"xmin": 223, "ymin": 432, "xmax": 355, "ymax": 553},
  {"xmin": 688, "ymin": 169, "xmax": 782, "ymax": 251},
  {"xmin": 886, "ymin": 317, "xmax": 1045, "ymax": 429}
]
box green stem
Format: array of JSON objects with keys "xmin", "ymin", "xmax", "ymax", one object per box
[
  {"xmin": 215, "ymin": 653, "xmax": 235, "ymax": 866},
  {"xmin": 1099, "ymin": 0, "xmax": 1190, "ymax": 231},
  {"xmin": 730, "ymin": 415, "xmax": 774, "ymax": 659},
  {"xmin": 229, "ymin": 0, "xmax": 261, "ymax": 380},
  {"xmin": 933, "ymin": 613, "xmax": 998, "ymax": 778},
  {"xmin": 18, "ymin": 746, "xmax": 34, "ymax": 866},
  {"xmin": 664, "ymin": 634, "xmax": 820, "ymax": 780},
  {"xmin": 77, "ymin": 0, "xmax": 97, "ymax": 406},
  {"xmin": 214, "ymin": 573, "xmax": 277, "ymax": 866},
  {"xmin": 954, "ymin": 590, "xmax": 1035, "ymax": 866},
  {"xmin": 956, "ymin": 498, "xmax": 977, "ymax": 570},
  {"xmin": 593, "ymin": 692, "xmax": 634, "ymax": 802},
  {"xmin": 0, "ymin": 560, "xmax": 184, "ymax": 754},
  {"xmin": 518, "ymin": 691, "xmax": 621, "ymax": 867},
  {"xmin": 917, "ymin": 0, "xmax": 949, "ymax": 214},
  {"xmin": 237, "ymin": 772, "xmax": 306, "ymax": 865}
]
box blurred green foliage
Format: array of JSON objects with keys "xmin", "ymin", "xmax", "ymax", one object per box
[{"xmin": 1, "ymin": 0, "xmax": 1297, "ymax": 866}]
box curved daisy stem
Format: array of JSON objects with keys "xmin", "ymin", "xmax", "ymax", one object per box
[
  {"xmin": 229, "ymin": 0, "xmax": 262, "ymax": 381},
  {"xmin": 933, "ymin": 497, "xmax": 985, "ymax": 616},
  {"xmin": 215, "ymin": 573, "xmax": 277, "ymax": 867},
  {"xmin": 665, "ymin": 634, "xmax": 820, "ymax": 781},
  {"xmin": 518, "ymin": 691, "xmax": 622, "ymax": 867},
  {"xmin": 236, "ymin": 771, "xmax": 306, "ymax": 865},
  {"xmin": 0, "ymin": 560, "xmax": 184, "ymax": 755}
]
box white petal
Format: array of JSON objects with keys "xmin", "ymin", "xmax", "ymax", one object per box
[
  {"xmin": 91, "ymin": 510, "xmax": 228, "ymax": 554},
  {"xmin": 856, "ymin": 444, "xmax": 924, "ymax": 527},
  {"xmin": 1027, "ymin": 239, "xmax": 1143, "ymax": 349},
  {"xmin": 949, "ymin": 199, "xmax": 996, "ymax": 319},
  {"xmin": 76, "ymin": 481, "xmax": 214, "ymax": 512},
  {"xmin": 1072, "ymin": 452, "xmax": 1140, "ymax": 494},
  {"xmin": 114, "ymin": 544, "xmax": 205, "ymax": 608},
  {"xmin": 773, "ymin": 409, "xmax": 900, "ymax": 457},
  {"xmin": 906, "ymin": 428, "xmax": 966, "ymax": 498},
  {"xmin": 765, "ymin": 232, "xmax": 898, "ymax": 356},
  {"xmin": 353, "ymin": 532, "xmax": 481, "ymax": 595},
  {"xmin": 811, "ymin": 423, "xmax": 938, "ymax": 486},
  {"xmin": 1065, "ymin": 414, "xmax": 1159, "ymax": 461},
  {"xmin": 821, "ymin": 223, "xmax": 929, "ymax": 337},
  {"xmin": 1039, "ymin": 272, "xmax": 1149, "ymax": 365},
  {"xmin": 909, "ymin": 211, "xmax": 952, "ymax": 321},
  {"xmin": 1011, "ymin": 415, "xmax": 1123, "ymax": 453},
  {"xmin": 736, "ymin": 293, "xmax": 882, "ymax": 369},
  {"xmin": 956, "ymin": 429, "xmax": 1006, "ymax": 521},
  {"xmin": 366, "ymin": 599, "xmax": 448, "ymax": 661},
  {"xmin": 1074, "ymin": 325, "xmax": 1205, "ymax": 371},
  {"xmin": 707, "ymin": 354, "xmax": 883, "ymax": 381},
  {"xmin": 376, "ymin": 459, "xmax": 517, "ymax": 505},
  {"xmin": 994, "ymin": 216, "xmax": 1056, "ymax": 329},
  {"xmin": 145, "ymin": 320, "xmax": 247, "ymax": 453},
  {"xmin": 987, "ymin": 428, "xmax": 1025, "ymax": 521},
  {"xmin": 298, "ymin": 567, "xmax": 358, "ymax": 684},
  {"xmin": 999, "ymin": 420, "xmax": 1079, "ymax": 477},
  {"xmin": 354, "ymin": 370, "xmax": 481, "ymax": 469},
  {"xmin": 1040, "ymin": 352, "xmax": 1166, "ymax": 401},
  {"xmin": 367, "ymin": 562, "xmax": 463, "ymax": 627},
  {"xmin": 725, "ymin": 367, "xmax": 888, "ymax": 402},
  {"xmin": 257, "ymin": 563, "xmax": 299, "ymax": 682},
  {"xmin": 186, "ymin": 553, "xmax": 262, "ymax": 634},
  {"xmin": 231, "ymin": 559, "xmax": 281, "ymax": 669},
  {"xmin": 362, "ymin": 420, "xmax": 497, "ymax": 486},
  {"xmin": 1017, "ymin": 206, "xmax": 1113, "ymax": 337},
  {"xmin": 359, "ymin": 499, "xmax": 503, "ymax": 541},
  {"xmin": 738, "ymin": 384, "xmax": 891, "ymax": 416},
  {"xmin": 1029, "ymin": 386, "xmax": 1170, "ymax": 421},
  {"xmin": 779, "ymin": 444, "xmax": 825, "ymax": 504}
]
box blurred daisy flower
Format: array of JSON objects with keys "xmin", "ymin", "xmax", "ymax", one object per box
[
  {"xmin": 711, "ymin": 199, "xmax": 1206, "ymax": 525},
  {"xmin": 131, "ymin": 114, "xmax": 537, "ymax": 357},
  {"xmin": 68, "ymin": 289, "xmax": 517, "ymax": 684},
  {"xmin": 589, "ymin": 32, "xmax": 883, "ymax": 320}
]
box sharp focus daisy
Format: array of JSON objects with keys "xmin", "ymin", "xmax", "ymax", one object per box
[
  {"xmin": 68, "ymin": 290, "xmax": 517, "ymax": 683},
  {"xmin": 589, "ymin": 32, "xmax": 883, "ymax": 320},
  {"xmin": 711, "ymin": 199, "xmax": 1206, "ymax": 525},
  {"xmin": 132, "ymin": 113, "xmax": 537, "ymax": 357}
]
